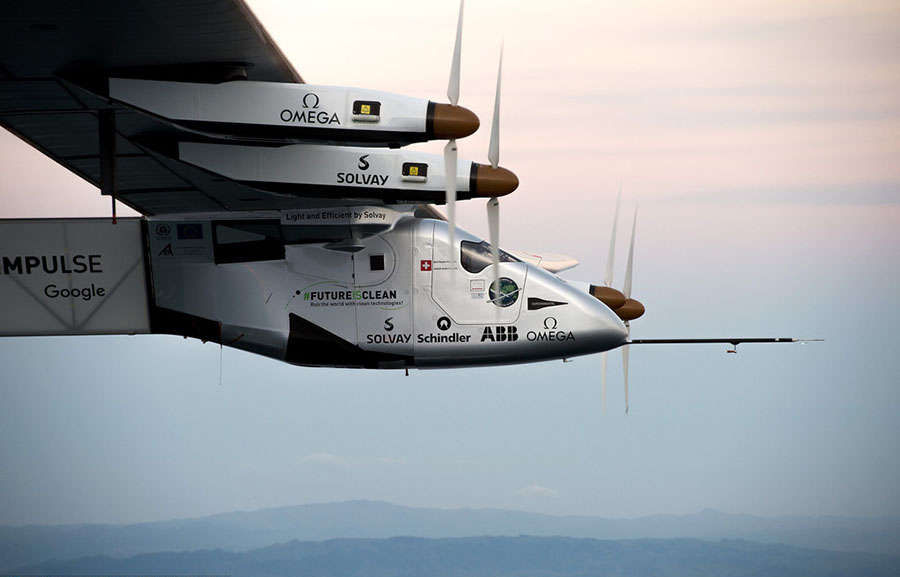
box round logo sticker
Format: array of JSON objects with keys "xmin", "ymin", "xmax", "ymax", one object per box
[{"xmin": 489, "ymin": 277, "xmax": 519, "ymax": 308}]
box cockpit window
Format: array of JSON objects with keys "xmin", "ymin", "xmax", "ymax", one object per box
[
  {"xmin": 213, "ymin": 220, "xmax": 284, "ymax": 264},
  {"xmin": 460, "ymin": 240, "xmax": 521, "ymax": 274}
]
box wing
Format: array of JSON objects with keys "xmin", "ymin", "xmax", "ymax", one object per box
[
  {"xmin": 0, "ymin": 1, "xmax": 502, "ymax": 217},
  {"xmin": 0, "ymin": 0, "xmax": 312, "ymax": 216}
]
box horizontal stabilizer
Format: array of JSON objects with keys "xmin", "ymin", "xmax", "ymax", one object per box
[{"xmin": 508, "ymin": 250, "xmax": 579, "ymax": 273}]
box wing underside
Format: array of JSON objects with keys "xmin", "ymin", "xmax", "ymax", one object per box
[{"xmin": 0, "ymin": 0, "xmax": 320, "ymax": 216}]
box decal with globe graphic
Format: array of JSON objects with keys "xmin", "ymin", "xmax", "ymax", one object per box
[{"xmin": 489, "ymin": 277, "xmax": 520, "ymax": 307}]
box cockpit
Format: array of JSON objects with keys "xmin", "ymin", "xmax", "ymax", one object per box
[{"xmin": 459, "ymin": 240, "xmax": 521, "ymax": 274}]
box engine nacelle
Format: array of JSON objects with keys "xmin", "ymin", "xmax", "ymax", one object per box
[
  {"xmin": 175, "ymin": 142, "xmax": 518, "ymax": 203},
  {"xmin": 109, "ymin": 79, "xmax": 478, "ymax": 146}
]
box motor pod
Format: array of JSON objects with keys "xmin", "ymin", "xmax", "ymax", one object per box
[
  {"xmin": 107, "ymin": 79, "xmax": 480, "ymax": 146},
  {"xmin": 430, "ymin": 103, "xmax": 480, "ymax": 140},
  {"xmin": 588, "ymin": 284, "xmax": 644, "ymax": 321},
  {"xmin": 172, "ymin": 142, "xmax": 517, "ymax": 204},
  {"xmin": 589, "ymin": 285, "xmax": 626, "ymax": 310},
  {"xmin": 615, "ymin": 298, "xmax": 645, "ymax": 321},
  {"xmin": 470, "ymin": 164, "xmax": 519, "ymax": 197}
]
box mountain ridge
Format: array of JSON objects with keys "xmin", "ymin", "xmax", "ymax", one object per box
[
  {"xmin": 13, "ymin": 535, "xmax": 900, "ymax": 577},
  {"xmin": 2, "ymin": 500, "xmax": 899, "ymax": 570}
]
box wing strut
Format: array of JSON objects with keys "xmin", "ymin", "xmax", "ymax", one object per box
[{"xmin": 98, "ymin": 108, "xmax": 118, "ymax": 224}]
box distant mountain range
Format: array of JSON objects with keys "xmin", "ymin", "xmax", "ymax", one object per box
[
  {"xmin": 12, "ymin": 536, "xmax": 900, "ymax": 577},
  {"xmin": 2, "ymin": 500, "xmax": 899, "ymax": 571}
]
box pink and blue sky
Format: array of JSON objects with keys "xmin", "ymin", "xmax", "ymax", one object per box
[{"xmin": 1, "ymin": 0, "xmax": 898, "ymax": 524}]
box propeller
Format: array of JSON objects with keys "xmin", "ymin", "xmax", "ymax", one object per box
[
  {"xmin": 440, "ymin": 6, "xmax": 517, "ymax": 291},
  {"xmin": 601, "ymin": 349, "xmax": 609, "ymax": 415},
  {"xmin": 487, "ymin": 44, "xmax": 503, "ymax": 305},
  {"xmin": 488, "ymin": 44, "xmax": 502, "ymax": 171},
  {"xmin": 622, "ymin": 205, "xmax": 638, "ymax": 414},
  {"xmin": 444, "ymin": 139, "xmax": 458, "ymax": 255},
  {"xmin": 447, "ymin": 0, "xmax": 463, "ymax": 107},
  {"xmin": 443, "ymin": 0, "xmax": 465, "ymax": 256},
  {"xmin": 604, "ymin": 185, "xmax": 622, "ymax": 288},
  {"xmin": 591, "ymin": 193, "xmax": 642, "ymax": 413},
  {"xmin": 600, "ymin": 186, "xmax": 622, "ymax": 414}
]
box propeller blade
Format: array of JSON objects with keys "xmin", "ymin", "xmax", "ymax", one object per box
[
  {"xmin": 623, "ymin": 330, "xmax": 630, "ymax": 414},
  {"xmin": 601, "ymin": 351, "xmax": 608, "ymax": 415},
  {"xmin": 487, "ymin": 197, "xmax": 500, "ymax": 253},
  {"xmin": 444, "ymin": 139, "xmax": 458, "ymax": 253},
  {"xmin": 447, "ymin": 0, "xmax": 464, "ymax": 106},
  {"xmin": 623, "ymin": 205, "xmax": 638, "ymax": 299},
  {"xmin": 487, "ymin": 196, "xmax": 500, "ymax": 306},
  {"xmin": 488, "ymin": 43, "xmax": 503, "ymax": 169},
  {"xmin": 486, "ymin": 45, "xmax": 503, "ymax": 305},
  {"xmin": 623, "ymin": 207, "xmax": 637, "ymax": 413},
  {"xmin": 604, "ymin": 185, "xmax": 622, "ymax": 287}
]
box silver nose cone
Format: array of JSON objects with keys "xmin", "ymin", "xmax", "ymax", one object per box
[
  {"xmin": 587, "ymin": 297, "xmax": 630, "ymax": 352},
  {"xmin": 519, "ymin": 270, "xmax": 631, "ymax": 360},
  {"xmin": 555, "ymin": 278, "xmax": 630, "ymax": 355}
]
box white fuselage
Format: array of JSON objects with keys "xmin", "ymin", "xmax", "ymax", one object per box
[{"xmin": 147, "ymin": 210, "xmax": 628, "ymax": 368}]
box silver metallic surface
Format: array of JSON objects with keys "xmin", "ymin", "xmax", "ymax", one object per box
[{"xmin": 146, "ymin": 209, "xmax": 628, "ymax": 368}]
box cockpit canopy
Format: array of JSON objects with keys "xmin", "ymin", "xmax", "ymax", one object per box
[{"xmin": 460, "ymin": 240, "xmax": 521, "ymax": 274}]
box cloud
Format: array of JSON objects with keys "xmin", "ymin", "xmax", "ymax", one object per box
[
  {"xmin": 298, "ymin": 452, "xmax": 349, "ymax": 467},
  {"xmin": 366, "ymin": 457, "xmax": 407, "ymax": 466},
  {"xmin": 297, "ymin": 453, "xmax": 408, "ymax": 468},
  {"xmin": 514, "ymin": 484, "xmax": 560, "ymax": 499},
  {"xmin": 657, "ymin": 183, "xmax": 900, "ymax": 206},
  {"xmin": 450, "ymin": 458, "xmax": 479, "ymax": 466}
]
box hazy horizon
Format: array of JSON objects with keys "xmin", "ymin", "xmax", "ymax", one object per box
[{"xmin": 9, "ymin": 498, "xmax": 900, "ymax": 528}]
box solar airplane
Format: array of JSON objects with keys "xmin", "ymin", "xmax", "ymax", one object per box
[{"xmin": 0, "ymin": 0, "xmax": 814, "ymax": 409}]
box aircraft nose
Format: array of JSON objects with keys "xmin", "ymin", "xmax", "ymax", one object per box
[
  {"xmin": 591, "ymin": 300, "xmax": 629, "ymax": 350},
  {"xmin": 524, "ymin": 272, "xmax": 630, "ymax": 356},
  {"xmin": 568, "ymin": 285, "xmax": 629, "ymax": 353}
]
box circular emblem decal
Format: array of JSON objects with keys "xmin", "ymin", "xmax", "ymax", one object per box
[{"xmin": 489, "ymin": 277, "xmax": 519, "ymax": 308}]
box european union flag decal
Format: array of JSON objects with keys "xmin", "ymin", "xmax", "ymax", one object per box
[{"xmin": 177, "ymin": 223, "xmax": 204, "ymax": 240}]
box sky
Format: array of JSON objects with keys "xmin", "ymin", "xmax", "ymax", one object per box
[{"xmin": 1, "ymin": 0, "xmax": 899, "ymax": 525}]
